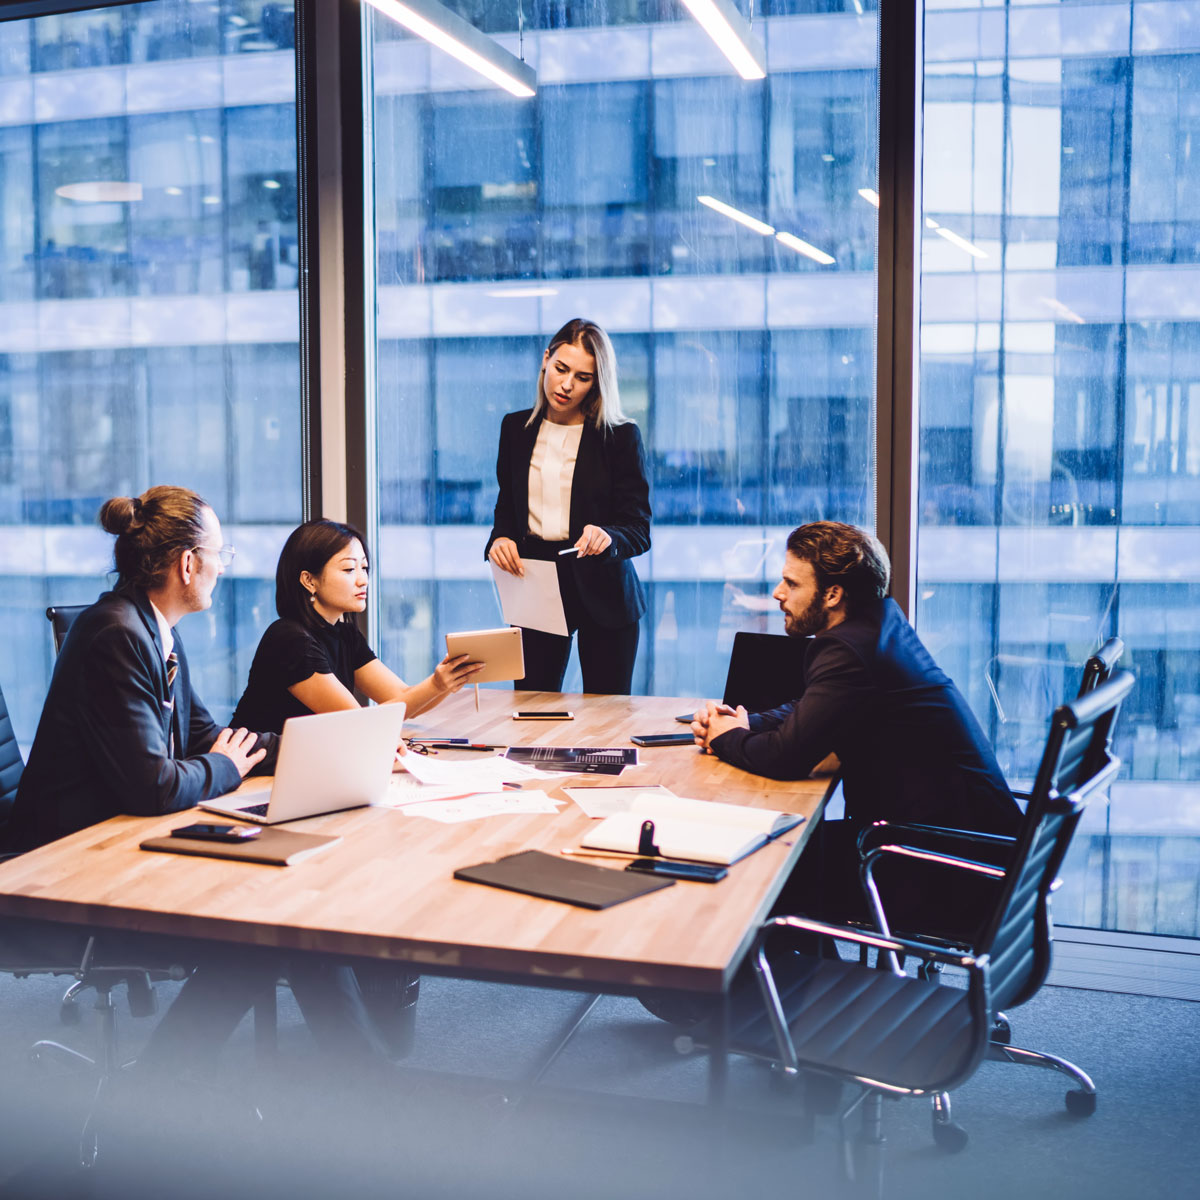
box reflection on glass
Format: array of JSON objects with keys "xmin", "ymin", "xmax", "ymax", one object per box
[
  {"xmin": 918, "ymin": 2, "xmax": 1200, "ymax": 935},
  {"xmin": 1, "ymin": 2, "xmax": 301, "ymax": 743},
  {"xmin": 369, "ymin": 2, "xmax": 880, "ymax": 696}
]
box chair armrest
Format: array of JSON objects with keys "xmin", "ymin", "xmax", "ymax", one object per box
[
  {"xmin": 754, "ymin": 913, "xmax": 983, "ymax": 972},
  {"xmin": 856, "ymin": 820, "xmax": 1017, "ymax": 859},
  {"xmin": 859, "ymin": 842, "xmax": 1007, "ymax": 941}
]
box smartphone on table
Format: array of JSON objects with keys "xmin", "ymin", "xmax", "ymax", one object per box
[
  {"xmin": 630, "ymin": 733, "xmax": 696, "ymax": 748},
  {"xmin": 170, "ymin": 823, "xmax": 261, "ymax": 843},
  {"xmin": 626, "ymin": 859, "xmax": 727, "ymax": 883}
]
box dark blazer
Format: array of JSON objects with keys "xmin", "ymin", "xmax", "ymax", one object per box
[
  {"xmin": 485, "ymin": 409, "xmax": 651, "ymax": 629},
  {"xmin": 7, "ymin": 587, "xmax": 276, "ymax": 852},
  {"xmin": 711, "ymin": 597, "xmax": 1022, "ymax": 835}
]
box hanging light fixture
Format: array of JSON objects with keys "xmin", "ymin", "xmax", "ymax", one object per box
[
  {"xmin": 680, "ymin": 0, "xmax": 766, "ymax": 81},
  {"xmin": 365, "ymin": 0, "xmax": 536, "ymax": 98}
]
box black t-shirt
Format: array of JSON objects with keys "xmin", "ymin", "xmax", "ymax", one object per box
[{"xmin": 231, "ymin": 617, "xmax": 377, "ymax": 734}]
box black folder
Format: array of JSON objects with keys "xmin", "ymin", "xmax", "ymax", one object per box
[{"xmin": 454, "ymin": 849, "xmax": 674, "ymax": 909}]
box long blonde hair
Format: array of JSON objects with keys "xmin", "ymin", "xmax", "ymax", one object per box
[{"xmin": 527, "ymin": 317, "xmax": 627, "ymax": 432}]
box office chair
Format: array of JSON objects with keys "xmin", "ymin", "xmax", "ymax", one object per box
[
  {"xmin": 0, "ymin": 676, "xmax": 185, "ymax": 1168},
  {"xmin": 676, "ymin": 630, "xmax": 810, "ymax": 722},
  {"xmin": 724, "ymin": 671, "xmax": 1132, "ymax": 1187},
  {"xmin": 45, "ymin": 604, "xmax": 88, "ymax": 654}
]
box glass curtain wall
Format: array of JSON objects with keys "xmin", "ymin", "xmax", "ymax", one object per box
[
  {"xmin": 369, "ymin": 1, "xmax": 880, "ymax": 697},
  {"xmin": 0, "ymin": 1, "xmax": 302, "ymax": 743},
  {"xmin": 917, "ymin": 0, "xmax": 1200, "ymax": 936}
]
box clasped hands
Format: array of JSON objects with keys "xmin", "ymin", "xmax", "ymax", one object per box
[
  {"xmin": 690, "ymin": 700, "xmax": 750, "ymax": 753},
  {"xmin": 488, "ymin": 525, "xmax": 613, "ymax": 577}
]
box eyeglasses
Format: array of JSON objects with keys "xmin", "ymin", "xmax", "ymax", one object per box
[
  {"xmin": 193, "ymin": 543, "xmax": 236, "ymax": 568},
  {"xmin": 404, "ymin": 739, "xmax": 436, "ymax": 756}
]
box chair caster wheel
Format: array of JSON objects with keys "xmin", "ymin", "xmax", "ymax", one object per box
[
  {"xmin": 932, "ymin": 1120, "xmax": 969, "ymax": 1152},
  {"xmin": 60, "ymin": 999, "xmax": 82, "ymax": 1026},
  {"xmin": 1065, "ymin": 1089, "xmax": 1097, "ymax": 1116},
  {"xmin": 991, "ymin": 1014, "xmax": 1012, "ymax": 1045}
]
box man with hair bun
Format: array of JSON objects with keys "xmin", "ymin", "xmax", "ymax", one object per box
[{"xmin": 693, "ymin": 520, "xmax": 1021, "ymax": 933}]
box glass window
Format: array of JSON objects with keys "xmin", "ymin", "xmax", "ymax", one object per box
[
  {"xmin": 0, "ymin": 1, "xmax": 301, "ymax": 747},
  {"xmin": 919, "ymin": 1, "xmax": 1200, "ymax": 937},
  {"xmin": 368, "ymin": 2, "xmax": 880, "ymax": 696}
]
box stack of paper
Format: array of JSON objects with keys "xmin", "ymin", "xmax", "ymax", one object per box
[{"xmin": 381, "ymin": 752, "xmax": 565, "ymax": 823}]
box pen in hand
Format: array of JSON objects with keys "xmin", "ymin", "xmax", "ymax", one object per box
[{"xmin": 557, "ymin": 547, "xmax": 579, "ymax": 556}]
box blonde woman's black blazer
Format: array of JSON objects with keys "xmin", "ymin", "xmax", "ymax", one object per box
[{"xmin": 485, "ymin": 409, "xmax": 651, "ymax": 630}]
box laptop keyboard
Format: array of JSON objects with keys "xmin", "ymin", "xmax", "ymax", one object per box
[{"xmin": 237, "ymin": 802, "xmax": 270, "ymax": 817}]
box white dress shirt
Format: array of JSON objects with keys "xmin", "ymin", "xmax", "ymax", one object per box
[{"xmin": 528, "ymin": 420, "xmax": 583, "ymax": 541}]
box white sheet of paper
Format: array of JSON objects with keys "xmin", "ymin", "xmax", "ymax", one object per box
[
  {"xmin": 401, "ymin": 792, "xmax": 564, "ymax": 823},
  {"xmin": 562, "ymin": 784, "xmax": 678, "ymax": 819},
  {"xmin": 490, "ymin": 559, "xmax": 569, "ymax": 637},
  {"xmin": 399, "ymin": 753, "xmax": 549, "ymax": 789}
]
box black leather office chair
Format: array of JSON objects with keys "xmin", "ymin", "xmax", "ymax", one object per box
[
  {"xmin": 46, "ymin": 604, "xmax": 88, "ymax": 654},
  {"xmin": 1076, "ymin": 635, "xmax": 1124, "ymax": 698},
  {"xmin": 0, "ymin": 676, "xmax": 184, "ymax": 1168},
  {"xmin": 676, "ymin": 630, "xmax": 810, "ymax": 722},
  {"xmin": 726, "ymin": 671, "xmax": 1132, "ymax": 1187},
  {"xmin": 0, "ymin": 679, "xmax": 22, "ymax": 837}
]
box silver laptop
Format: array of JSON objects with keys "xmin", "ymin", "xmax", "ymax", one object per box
[{"xmin": 201, "ymin": 703, "xmax": 406, "ymax": 825}]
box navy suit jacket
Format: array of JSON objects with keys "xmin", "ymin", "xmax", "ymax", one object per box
[
  {"xmin": 485, "ymin": 409, "xmax": 651, "ymax": 629},
  {"xmin": 8, "ymin": 587, "xmax": 277, "ymax": 851},
  {"xmin": 711, "ymin": 597, "xmax": 1021, "ymax": 835}
]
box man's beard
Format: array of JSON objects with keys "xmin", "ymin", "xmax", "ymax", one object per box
[{"xmin": 783, "ymin": 591, "xmax": 828, "ymax": 639}]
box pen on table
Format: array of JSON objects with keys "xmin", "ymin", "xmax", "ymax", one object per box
[
  {"xmin": 557, "ymin": 546, "xmax": 579, "ymax": 556},
  {"xmin": 410, "ymin": 741, "xmax": 504, "ymax": 751},
  {"xmin": 559, "ymin": 847, "xmax": 644, "ymax": 862}
]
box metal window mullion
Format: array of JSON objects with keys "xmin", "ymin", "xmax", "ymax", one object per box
[{"xmin": 874, "ymin": 0, "xmax": 923, "ymax": 621}]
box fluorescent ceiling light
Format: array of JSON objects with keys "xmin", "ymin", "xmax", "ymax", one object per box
[
  {"xmin": 487, "ymin": 286, "xmax": 559, "ymax": 298},
  {"xmin": 1041, "ymin": 297, "xmax": 1085, "ymax": 325},
  {"xmin": 697, "ymin": 194, "xmax": 774, "ymax": 236},
  {"xmin": 926, "ymin": 218, "xmax": 988, "ymax": 259},
  {"xmin": 680, "ymin": 0, "xmax": 766, "ymax": 81},
  {"xmin": 775, "ymin": 231, "xmax": 836, "ymax": 265},
  {"xmin": 365, "ymin": 0, "xmax": 536, "ymax": 98},
  {"xmin": 858, "ymin": 187, "xmax": 880, "ymax": 208},
  {"xmin": 55, "ymin": 181, "xmax": 142, "ymax": 202}
]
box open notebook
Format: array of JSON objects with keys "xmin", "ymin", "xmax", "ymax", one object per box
[{"xmin": 580, "ymin": 793, "xmax": 804, "ymax": 866}]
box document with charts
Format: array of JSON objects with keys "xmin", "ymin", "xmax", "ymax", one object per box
[{"xmin": 580, "ymin": 793, "xmax": 804, "ymax": 866}]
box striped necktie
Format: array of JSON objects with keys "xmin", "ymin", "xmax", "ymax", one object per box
[{"xmin": 166, "ymin": 651, "xmax": 179, "ymax": 757}]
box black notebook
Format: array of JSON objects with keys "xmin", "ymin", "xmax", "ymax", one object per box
[{"xmin": 454, "ymin": 849, "xmax": 674, "ymax": 909}]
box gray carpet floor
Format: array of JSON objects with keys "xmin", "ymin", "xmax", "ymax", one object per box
[{"xmin": 1, "ymin": 963, "xmax": 1197, "ymax": 1200}]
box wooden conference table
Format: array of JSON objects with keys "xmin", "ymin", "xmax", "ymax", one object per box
[{"xmin": 0, "ymin": 689, "xmax": 829, "ymax": 1094}]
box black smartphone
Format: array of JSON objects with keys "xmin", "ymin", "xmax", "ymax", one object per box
[
  {"xmin": 170, "ymin": 822, "xmax": 261, "ymax": 842},
  {"xmin": 630, "ymin": 732, "xmax": 696, "ymax": 747},
  {"xmin": 512, "ymin": 711, "xmax": 574, "ymax": 720},
  {"xmin": 626, "ymin": 858, "xmax": 727, "ymax": 883}
]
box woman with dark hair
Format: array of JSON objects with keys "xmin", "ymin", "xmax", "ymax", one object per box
[
  {"xmin": 233, "ymin": 518, "xmax": 479, "ymax": 733},
  {"xmin": 486, "ymin": 317, "xmax": 651, "ymax": 694}
]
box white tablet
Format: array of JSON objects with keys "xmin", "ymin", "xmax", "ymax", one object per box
[{"xmin": 445, "ymin": 626, "xmax": 525, "ymax": 684}]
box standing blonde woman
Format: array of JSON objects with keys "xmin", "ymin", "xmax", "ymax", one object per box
[{"xmin": 486, "ymin": 317, "xmax": 651, "ymax": 694}]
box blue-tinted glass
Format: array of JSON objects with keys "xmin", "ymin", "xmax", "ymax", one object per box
[
  {"xmin": 1, "ymin": 2, "xmax": 301, "ymax": 743},
  {"xmin": 919, "ymin": 2, "xmax": 1200, "ymax": 935},
  {"xmin": 541, "ymin": 83, "xmax": 649, "ymax": 278},
  {"xmin": 370, "ymin": 2, "xmax": 880, "ymax": 697}
]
